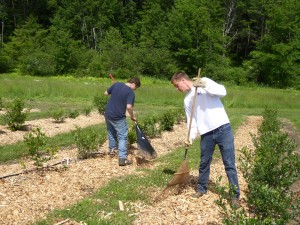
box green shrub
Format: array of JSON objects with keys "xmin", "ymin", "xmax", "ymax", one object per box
[
  {"xmin": 172, "ymin": 108, "xmax": 185, "ymax": 124},
  {"xmin": 24, "ymin": 127, "xmax": 57, "ymax": 167},
  {"xmin": 0, "ymin": 97, "xmax": 3, "ymax": 110},
  {"xmin": 93, "ymin": 95, "xmax": 108, "ymax": 115},
  {"xmin": 83, "ymin": 106, "xmax": 92, "ymax": 116},
  {"xmin": 74, "ymin": 127, "xmax": 106, "ymax": 159},
  {"xmin": 258, "ymin": 108, "xmax": 280, "ymax": 133},
  {"xmin": 160, "ymin": 110, "xmax": 175, "ymax": 131},
  {"xmin": 52, "ymin": 109, "xmax": 66, "ymax": 123},
  {"xmin": 139, "ymin": 115, "xmax": 161, "ymax": 138},
  {"xmin": 68, "ymin": 109, "xmax": 80, "ymax": 119},
  {"xmin": 2, "ymin": 98, "xmax": 28, "ymax": 131},
  {"xmin": 252, "ymin": 131, "xmax": 299, "ymax": 189},
  {"xmin": 0, "ymin": 55, "xmax": 10, "ymax": 73},
  {"xmin": 247, "ymin": 183, "xmax": 292, "ymax": 222},
  {"xmin": 19, "ymin": 51, "xmax": 56, "ymax": 76},
  {"xmin": 127, "ymin": 124, "xmax": 137, "ymax": 147},
  {"xmin": 236, "ymin": 108, "xmax": 300, "ymax": 224},
  {"xmin": 251, "ymin": 109, "xmax": 299, "ymax": 190}
]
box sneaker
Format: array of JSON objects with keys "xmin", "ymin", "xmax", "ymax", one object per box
[
  {"xmin": 191, "ymin": 192, "xmax": 204, "ymax": 198},
  {"xmin": 119, "ymin": 158, "xmax": 133, "ymax": 166},
  {"xmin": 230, "ymin": 198, "xmax": 241, "ymax": 209}
]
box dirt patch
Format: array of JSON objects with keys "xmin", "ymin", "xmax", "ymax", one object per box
[
  {"xmin": 0, "ymin": 114, "xmax": 299, "ymax": 225},
  {"xmin": 0, "ymin": 111, "xmax": 104, "ymax": 146}
]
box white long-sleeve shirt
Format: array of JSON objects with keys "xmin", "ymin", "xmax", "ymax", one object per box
[{"xmin": 184, "ymin": 77, "xmax": 230, "ymax": 140}]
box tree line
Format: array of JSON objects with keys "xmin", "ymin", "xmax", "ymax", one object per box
[{"xmin": 0, "ymin": 0, "xmax": 299, "ymax": 88}]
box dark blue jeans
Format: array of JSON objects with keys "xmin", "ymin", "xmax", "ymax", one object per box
[{"xmin": 197, "ymin": 123, "xmax": 240, "ymax": 199}]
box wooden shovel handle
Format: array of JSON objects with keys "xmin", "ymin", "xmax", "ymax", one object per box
[
  {"xmin": 187, "ymin": 68, "xmax": 201, "ymax": 142},
  {"xmin": 109, "ymin": 73, "xmax": 116, "ymax": 83}
]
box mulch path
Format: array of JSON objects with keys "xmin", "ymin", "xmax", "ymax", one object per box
[{"xmin": 1, "ymin": 114, "xmax": 299, "ymax": 225}]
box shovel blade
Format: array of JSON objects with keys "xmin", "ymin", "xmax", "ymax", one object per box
[{"xmin": 136, "ymin": 124, "xmax": 157, "ymax": 159}]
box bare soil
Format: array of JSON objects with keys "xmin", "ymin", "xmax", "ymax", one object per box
[
  {"xmin": 0, "ymin": 113, "xmax": 299, "ymax": 225},
  {"xmin": 0, "ymin": 111, "xmax": 105, "ymax": 146}
]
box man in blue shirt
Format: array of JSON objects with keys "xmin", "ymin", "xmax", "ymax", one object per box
[{"xmin": 104, "ymin": 77, "xmax": 141, "ymax": 166}]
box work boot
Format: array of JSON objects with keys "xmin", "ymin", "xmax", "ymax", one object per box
[
  {"xmin": 191, "ymin": 192, "xmax": 204, "ymax": 198},
  {"xmin": 119, "ymin": 158, "xmax": 132, "ymax": 166}
]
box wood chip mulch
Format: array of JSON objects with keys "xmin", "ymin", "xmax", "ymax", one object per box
[{"xmin": 0, "ymin": 115, "xmax": 264, "ymax": 225}]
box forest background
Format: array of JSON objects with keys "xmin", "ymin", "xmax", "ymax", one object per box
[{"xmin": 0, "ymin": 0, "xmax": 299, "ymax": 89}]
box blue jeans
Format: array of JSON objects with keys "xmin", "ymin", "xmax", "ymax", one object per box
[
  {"xmin": 105, "ymin": 118, "xmax": 128, "ymax": 159},
  {"xmin": 197, "ymin": 123, "xmax": 240, "ymax": 199}
]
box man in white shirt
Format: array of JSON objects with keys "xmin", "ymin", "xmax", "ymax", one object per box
[{"xmin": 171, "ymin": 71, "xmax": 240, "ymax": 208}]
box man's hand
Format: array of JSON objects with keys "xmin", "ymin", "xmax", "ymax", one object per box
[
  {"xmin": 193, "ymin": 78, "xmax": 206, "ymax": 88},
  {"xmin": 184, "ymin": 137, "xmax": 193, "ymax": 147}
]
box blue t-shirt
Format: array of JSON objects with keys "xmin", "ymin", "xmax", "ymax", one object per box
[{"xmin": 104, "ymin": 82, "xmax": 135, "ymax": 120}]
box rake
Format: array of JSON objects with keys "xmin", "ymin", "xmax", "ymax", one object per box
[{"xmin": 167, "ymin": 68, "xmax": 201, "ymax": 187}]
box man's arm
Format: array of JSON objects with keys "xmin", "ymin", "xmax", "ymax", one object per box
[
  {"xmin": 104, "ymin": 90, "xmax": 109, "ymax": 96},
  {"xmin": 202, "ymin": 77, "xmax": 226, "ymax": 97},
  {"xmin": 126, "ymin": 104, "xmax": 136, "ymax": 121}
]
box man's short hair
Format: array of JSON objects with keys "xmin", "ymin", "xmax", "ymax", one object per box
[
  {"xmin": 128, "ymin": 77, "xmax": 141, "ymax": 88},
  {"xmin": 171, "ymin": 72, "xmax": 190, "ymax": 83}
]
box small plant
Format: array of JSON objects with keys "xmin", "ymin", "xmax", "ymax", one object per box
[
  {"xmin": 68, "ymin": 109, "xmax": 80, "ymax": 119},
  {"xmin": 20, "ymin": 160, "xmax": 27, "ymax": 170},
  {"xmin": 258, "ymin": 107, "xmax": 280, "ymax": 133},
  {"xmin": 52, "ymin": 109, "xmax": 66, "ymax": 123},
  {"xmin": 83, "ymin": 106, "xmax": 92, "ymax": 116},
  {"xmin": 160, "ymin": 110, "xmax": 175, "ymax": 131},
  {"xmin": 238, "ymin": 146, "xmax": 255, "ymax": 179},
  {"xmin": 0, "ymin": 97, "xmax": 3, "ymax": 110},
  {"xmin": 23, "ymin": 127, "xmax": 57, "ymax": 167},
  {"xmin": 139, "ymin": 115, "xmax": 161, "ymax": 138},
  {"xmin": 127, "ymin": 124, "xmax": 137, "ymax": 147},
  {"xmin": 2, "ymin": 97, "xmax": 28, "ymax": 131},
  {"xmin": 214, "ymin": 176, "xmax": 236, "ymax": 211},
  {"xmin": 93, "ymin": 95, "xmax": 108, "ymax": 115},
  {"xmin": 172, "ymin": 108, "xmax": 185, "ymax": 124},
  {"xmin": 74, "ymin": 127, "xmax": 106, "ymax": 159}
]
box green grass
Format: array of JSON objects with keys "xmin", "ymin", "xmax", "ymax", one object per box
[
  {"xmin": 224, "ymin": 84, "xmax": 300, "ymax": 109},
  {"xmin": 1, "ymin": 74, "xmax": 299, "ymax": 126},
  {"xmin": 0, "ymin": 73, "xmax": 108, "ymax": 99},
  {"xmin": 0, "ymin": 73, "xmax": 299, "ymax": 224},
  {"xmin": 0, "ymin": 73, "xmax": 183, "ymax": 121},
  {"xmin": 1, "ymin": 73, "xmax": 299, "ymax": 163}
]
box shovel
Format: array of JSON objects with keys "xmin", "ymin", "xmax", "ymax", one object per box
[
  {"xmin": 109, "ymin": 73, "xmax": 116, "ymax": 83},
  {"xmin": 167, "ymin": 68, "xmax": 201, "ymax": 187},
  {"xmin": 135, "ymin": 122, "xmax": 157, "ymax": 160}
]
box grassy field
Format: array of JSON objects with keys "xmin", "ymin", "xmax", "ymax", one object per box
[
  {"xmin": 1, "ymin": 73, "xmax": 299, "ymax": 126},
  {"xmin": 0, "ymin": 73, "xmax": 299, "ymax": 224},
  {"xmin": 1, "ymin": 73, "xmax": 300, "ymax": 161}
]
